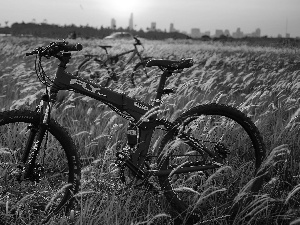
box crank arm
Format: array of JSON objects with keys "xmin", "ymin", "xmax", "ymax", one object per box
[{"xmin": 123, "ymin": 159, "xmax": 146, "ymax": 179}]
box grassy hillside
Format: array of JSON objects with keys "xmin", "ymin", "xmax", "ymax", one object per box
[{"xmin": 1, "ymin": 36, "xmax": 300, "ymax": 224}]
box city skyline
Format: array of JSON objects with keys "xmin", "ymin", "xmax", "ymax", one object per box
[
  {"xmin": 111, "ymin": 15, "xmax": 288, "ymax": 39},
  {"xmin": 1, "ymin": 0, "xmax": 300, "ymax": 38}
]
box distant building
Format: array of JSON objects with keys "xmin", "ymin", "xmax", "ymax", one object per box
[
  {"xmin": 170, "ymin": 23, "xmax": 176, "ymax": 32},
  {"xmin": 215, "ymin": 29, "xmax": 224, "ymax": 37},
  {"xmin": 255, "ymin": 28, "xmax": 261, "ymax": 37},
  {"xmin": 150, "ymin": 22, "xmax": 156, "ymax": 31},
  {"xmin": 202, "ymin": 31, "xmax": 211, "ymax": 36},
  {"xmin": 129, "ymin": 13, "xmax": 133, "ymax": 30},
  {"xmin": 286, "ymin": 33, "xmax": 290, "ymax": 38},
  {"xmin": 224, "ymin": 29, "xmax": 230, "ymax": 36},
  {"xmin": 232, "ymin": 28, "xmax": 243, "ymax": 38},
  {"xmin": 191, "ymin": 28, "xmax": 201, "ymax": 38},
  {"xmin": 242, "ymin": 28, "xmax": 262, "ymax": 37},
  {"xmin": 111, "ymin": 18, "xmax": 116, "ymax": 29}
]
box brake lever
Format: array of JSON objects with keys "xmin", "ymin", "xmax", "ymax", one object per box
[
  {"xmin": 133, "ymin": 36, "xmax": 141, "ymax": 45},
  {"xmin": 41, "ymin": 43, "xmax": 61, "ymax": 58}
]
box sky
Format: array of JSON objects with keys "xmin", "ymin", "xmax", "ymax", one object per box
[{"xmin": 1, "ymin": 0, "xmax": 300, "ymax": 37}]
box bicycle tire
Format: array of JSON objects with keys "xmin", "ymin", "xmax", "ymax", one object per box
[
  {"xmin": 77, "ymin": 58, "xmax": 115, "ymax": 85},
  {"xmin": 0, "ymin": 110, "xmax": 81, "ymax": 224},
  {"xmin": 76, "ymin": 57, "xmax": 93, "ymax": 76},
  {"xmin": 157, "ymin": 103, "xmax": 265, "ymax": 223}
]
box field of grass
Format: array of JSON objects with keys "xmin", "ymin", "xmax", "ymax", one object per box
[{"xmin": 1, "ymin": 36, "xmax": 300, "ymax": 224}]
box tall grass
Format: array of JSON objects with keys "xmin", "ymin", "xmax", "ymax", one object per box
[{"xmin": 1, "ymin": 36, "xmax": 300, "ymax": 224}]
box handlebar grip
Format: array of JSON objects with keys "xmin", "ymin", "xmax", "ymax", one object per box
[
  {"xmin": 25, "ymin": 48, "xmax": 39, "ymax": 56},
  {"xmin": 25, "ymin": 42, "xmax": 83, "ymax": 57},
  {"xmin": 63, "ymin": 43, "xmax": 83, "ymax": 52}
]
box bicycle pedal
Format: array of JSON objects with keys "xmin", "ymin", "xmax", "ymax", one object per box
[
  {"xmin": 162, "ymin": 89, "xmax": 174, "ymax": 95},
  {"xmin": 110, "ymin": 73, "xmax": 119, "ymax": 81}
]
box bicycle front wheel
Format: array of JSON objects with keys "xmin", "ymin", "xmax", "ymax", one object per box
[
  {"xmin": 157, "ymin": 103, "xmax": 265, "ymax": 223},
  {"xmin": 0, "ymin": 110, "xmax": 80, "ymax": 224}
]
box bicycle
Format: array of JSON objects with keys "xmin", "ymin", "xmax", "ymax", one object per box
[
  {"xmin": 76, "ymin": 36, "xmax": 153, "ymax": 87},
  {"xmin": 0, "ymin": 41, "xmax": 266, "ymax": 224}
]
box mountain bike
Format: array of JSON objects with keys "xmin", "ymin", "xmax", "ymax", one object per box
[
  {"xmin": 0, "ymin": 41, "xmax": 266, "ymax": 224},
  {"xmin": 76, "ymin": 36, "xmax": 153, "ymax": 87}
]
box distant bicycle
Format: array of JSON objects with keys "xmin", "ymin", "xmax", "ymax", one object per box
[
  {"xmin": 0, "ymin": 41, "xmax": 266, "ymax": 224},
  {"xmin": 76, "ymin": 36, "xmax": 153, "ymax": 87}
]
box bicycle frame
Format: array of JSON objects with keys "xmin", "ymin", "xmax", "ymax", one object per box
[
  {"xmin": 77, "ymin": 42, "xmax": 151, "ymax": 87},
  {"xmin": 114, "ymin": 49, "xmax": 136, "ymax": 64},
  {"xmin": 105, "ymin": 44, "xmax": 144, "ymax": 68},
  {"xmin": 48, "ymin": 53, "xmax": 221, "ymax": 178},
  {"xmin": 51, "ymin": 53, "xmax": 167, "ymax": 168}
]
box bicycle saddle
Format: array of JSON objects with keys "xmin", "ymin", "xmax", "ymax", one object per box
[{"xmin": 146, "ymin": 58, "xmax": 193, "ymax": 70}]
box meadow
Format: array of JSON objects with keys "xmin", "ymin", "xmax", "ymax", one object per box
[{"xmin": 0, "ymin": 36, "xmax": 300, "ymax": 224}]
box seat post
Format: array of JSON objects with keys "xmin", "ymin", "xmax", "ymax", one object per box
[{"xmin": 153, "ymin": 70, "xmax": 171, "ymax": 106}]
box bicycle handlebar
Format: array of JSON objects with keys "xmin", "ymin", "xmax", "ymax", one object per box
[
  {"xmin": 25, "ymin": 41, "xmax": 82, "ymax": 57},
  {"xmin": 133, "ymin": 36, "xmax": 142, "ymax": 46}
]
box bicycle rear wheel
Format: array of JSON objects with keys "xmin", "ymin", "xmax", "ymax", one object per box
[
  {"xmin": 131, "ymin": 59, "xmax": 161, "ymax": 87},
  {"xmin": 157, "ymin": 103, "xmax": 265, "ymax": 223},
  {"xmin": 0, "ymin": 110, "xmax": 80, "ymax": 224},
  {"xmin": 77, "ymin": 58, "xmax": 115, "ymax": 86}
]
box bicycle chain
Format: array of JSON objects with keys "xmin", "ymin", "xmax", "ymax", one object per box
[{"xmin": 115, "ymin": 146, "xmax": 160, "ymax": 194}]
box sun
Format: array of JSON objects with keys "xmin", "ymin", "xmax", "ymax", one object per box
[{"xmin": 108, "ymin": 0, "xmax": 141, "ymax": 15}]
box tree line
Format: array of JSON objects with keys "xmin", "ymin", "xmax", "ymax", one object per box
[
  {"xmin": 1, "ymin": 22, "xmax": 299, "ymax": 48},
  {"xmin": 0, "ymin": 22, "xmax": 190, "ymax": 40}
]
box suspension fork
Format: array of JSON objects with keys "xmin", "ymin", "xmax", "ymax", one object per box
[{"xmin": 22, "ymin": 93, "xmax": 54, "ymax": 179}]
